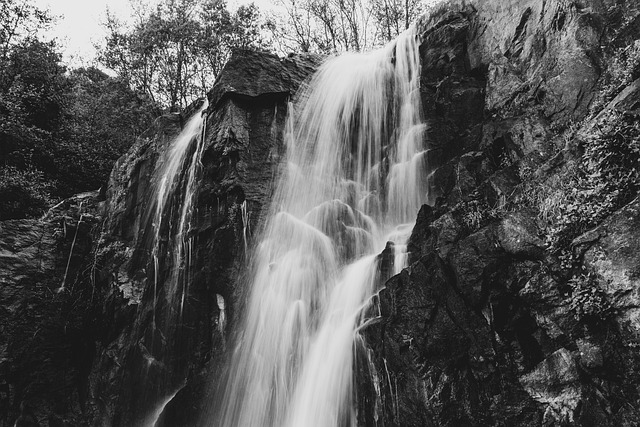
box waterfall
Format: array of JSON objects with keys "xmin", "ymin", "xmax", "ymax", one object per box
[
  {"xmin": 150, "ymin": 102, "xmax": 208, "ymax": 328},
  {"xmin": 210, "ymin": 26, "xmax": 426, "ymax": 427},
  {"xmin": 134, "ymin": 101, "xmax": 208, "ymax": 426}
]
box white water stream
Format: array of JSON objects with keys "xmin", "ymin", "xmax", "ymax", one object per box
[
  {"xmin": 211, "ymin": 26, "xmax": 426, "ymax": 427},
  {"xmin": 138, "ymin": 102, "xmax": 208, "ymax": 426},
  {"xmin": 150, "ymin": 102, "xmax": 208, "ymax": 329}
]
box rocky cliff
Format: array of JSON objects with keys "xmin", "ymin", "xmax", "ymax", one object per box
[
  {"xmin": 362, "ymin": 1, "xmax": 640, "ymax": 426},
  {"xmin": 1, "ymin": 0, "xmax": 640, "ymax": 426},
  {"xmin": 0, "ymin": 191, "xmax": 101, "ymax": 426}
]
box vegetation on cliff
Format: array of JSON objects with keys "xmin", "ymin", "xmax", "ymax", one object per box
[{"xmin": 0, "ymin": 0, "xmax": 158, "ymax": 220}]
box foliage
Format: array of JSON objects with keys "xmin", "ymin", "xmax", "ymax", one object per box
[
  {"xmin": 0, "ymin": 38, "xmax": 67, "ymax": 139},
  {"xmin": 543, "ymin": 111, "xmax": 640, "ymax": 256},
  {"xmin": 568, "ymin": 273, "xmax": 615, "ymax": 324},
  {"xmin": 0, "ymin": 166, "xmax": 54, "ymax": 219},
  {"xmin": 454, "ymin": 197, "xmax": 501, "ymax": 233},
  {"xmin": 0, "ymin": 37, "xmax": 67, "ymax": 218},
  {"xmin": 0, "ymin": 1, "xmax": 159, "ymax": 219},
  {"xmin": 371, "ymin": 0, "xmax": 424, "ymax": 42},
  {"xmin": 56, "ymin": 67, "xmax": 158, "ymax": 194},
  {"xmin": 0, "ymin": 0, "xmax": 52, "ymax": 59},
  {"xmin": 99, "ymin": 0, "xmax": 264, "ymax": 111},
  {"xmin": 590, "ymin": 40, "xmax": 640, "ymax": 114}
]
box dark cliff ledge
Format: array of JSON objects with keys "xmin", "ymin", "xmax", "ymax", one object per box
[
  {"xmin": 362, "ymin": 1, "xmax": 640, "ymax": 426},
  {"xmin": 207, "ymin": 49, "xmax": 323, "ymax": 107}
]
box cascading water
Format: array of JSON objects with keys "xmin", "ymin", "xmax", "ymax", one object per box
[
  {"xmin": 134, "ymin": 101, "xmax": 209, "ymax": 426},
  {"xmin": 150, "ymin": 102, "xmax": 208, "ymax": 327},
  {"xmin": 209, "ymin": 26, "xmax": 426, "ymax": 427}
]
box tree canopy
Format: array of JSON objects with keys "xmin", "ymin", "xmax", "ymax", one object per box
[
  {"xmin": 0, "ymin": 1, "xmax": 158, "ymax": 219},
  {"xmin": 100, "ymin": 0, "xmax": 264, "ymax": 112}
]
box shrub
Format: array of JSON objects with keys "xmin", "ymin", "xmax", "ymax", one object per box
[
  {"xmin": 455, "ymin": 197, "xmax": 501, "ymax": 233},
  {"xmin": 568, "ymin": 273, "xmax": 615, "ymax": 324},
  {"xmin": 543, "ymin": 111, "xmax": 640, "ymax": 256},
  {"xmin": 591, "ymin": 40, "xmax": 640, "ymax": 114},
  {"xmin": 0, "ymin": 165, "xmax": 55, "ymax": 219}
]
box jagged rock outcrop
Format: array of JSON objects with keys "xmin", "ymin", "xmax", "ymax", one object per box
[
  {"xmin": 0, "ymin": 48, "xmax": 321, "ymax": 427},
  {"xmin": 362, "ymin": 1, "xmax": 640, "ymax": 426},
  {"xmin": 88, "ymin": 50, "xmax": 321, "ymax": 427}
]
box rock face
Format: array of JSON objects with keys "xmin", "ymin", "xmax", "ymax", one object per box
[
  {"xmin": 361, "ymin": 1, "xmax": 640, "ymax": 426},
  {"xmin": 2, "ymin": 1, "xmax": 640, "ymax": 426},
  {"xmin": 0, "ymin": 192, "xmax": 101, "ymax": 425}
]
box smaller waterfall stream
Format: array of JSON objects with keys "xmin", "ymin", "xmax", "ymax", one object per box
[
  {"xmin": 150, "ymin": 102, "xmax": 208, "ymax": 328},
  {"xmin": 210, "ymin": 26, "xmax": 427, "ymax": 427},
  {"xmin": 134, "ymin": 101, "xmax": 208, "ymax": 426}
]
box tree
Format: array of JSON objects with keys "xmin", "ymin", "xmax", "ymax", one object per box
[
  {"xmin": 266, "ymin": 0, "xmax": 374, "ymax": 54},
  {"xmin": 99, "ymin": 0, "xmax": 264, "ymax": 112},
  {"xmin": 0, "ymin": 37, "xmax": 66, "ymax": 219},
  {"xmin": 56, "ymin": 67, "xmax": 158, "ymax": 194},
  {"xmin": 371, "ymin": 0, "xmax": 424, "ymax": 42},
  {"xmin": 266, "ymin": 0, "xmax": 427, "ymax": 54},
  {"xmin": 0, "ymin": 38, "xmax": 67, "ymax": 177},
  {"xmin": 0, "ymin": 0, "xmax": 51, "ymax": 60},
  {"xmin": 0, "ymin": 1, "xmax": 160, "ymax": 219}
]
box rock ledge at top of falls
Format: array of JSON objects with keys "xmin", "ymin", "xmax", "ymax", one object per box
[{"xmin": 208, "ymin": 49, "xmax": 324, "ymax": 107}]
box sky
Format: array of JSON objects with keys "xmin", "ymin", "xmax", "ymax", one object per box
[
  {"xmin": 31, "ymin": 0, "xmax": 274, "ymax": 65},
  {"xmin": 33, "ymin": 0, "xmax": 133, "ymax": 64}
]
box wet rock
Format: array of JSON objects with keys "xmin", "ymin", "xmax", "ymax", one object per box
[
  {"xmin": 0, "ymin": 192, "xmax": 100, "ymax": 424},
  {"xmin": 365, "ymin": 3, "xmax": 640, "ymax": 425},
  {"xmin": 519, "ymin": 348, "xmax": 582, "ymax": 425},
  {"xmin": 480, "ymin": 167, "xmax": 521, "ymax": 208},
  {"xmin": 407, "ymin": 204, "xmax": 436, "ymax": 262},
  {"xmin": 497, "ymin": 211, "xmax": 545, "ymax": 258},
  {"xmin": 431, "ymin": 212, "xmax": 464, "ymax": 259},
  {"xmin": 576, "ymin": 339, "xmax": 603, "ymax": 369},
  {"xmin": 448, "ymin": 224, "xmax": 504, "ymax": 308},
  {"xmin": 471, "ymin": 0, "xmax": 601, "ymax": 125},
  {"xmin": 5, "ymin": 1, "xmax": 640, "ymax": 426},
  {"xmin": 208, "ymin": 50, "xmax": 322, "ymax": 107},
  {"xmin": 417, "ymin": 6, "xmax": 486, "ymax": 193}
]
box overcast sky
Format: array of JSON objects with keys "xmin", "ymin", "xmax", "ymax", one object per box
[{"xmin": 31, "ymin": 0, "xmax": 275, "ymax": 65}]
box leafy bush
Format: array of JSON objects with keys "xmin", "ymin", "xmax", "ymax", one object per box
[
  {"xmin": 591, "ymin": 40, "xmax": 640, "ymax": 114},
  {"xmin": 543, "ymin": 111, "xmax": 640, "ymax": 256},
  {"xmin": 0, "ymin": 166, "xmax": 55, "ymax": 219},
  {"xmin": 568, "ymin": 273, "xmax": 615, "ymax": 324},
  {"xmin": 55, "ymin": 67, "xmax": 158, "ymax": 195},
  {"xmin": 454, "ymin": 197, "xmax": 501, "ymax": 233}
]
